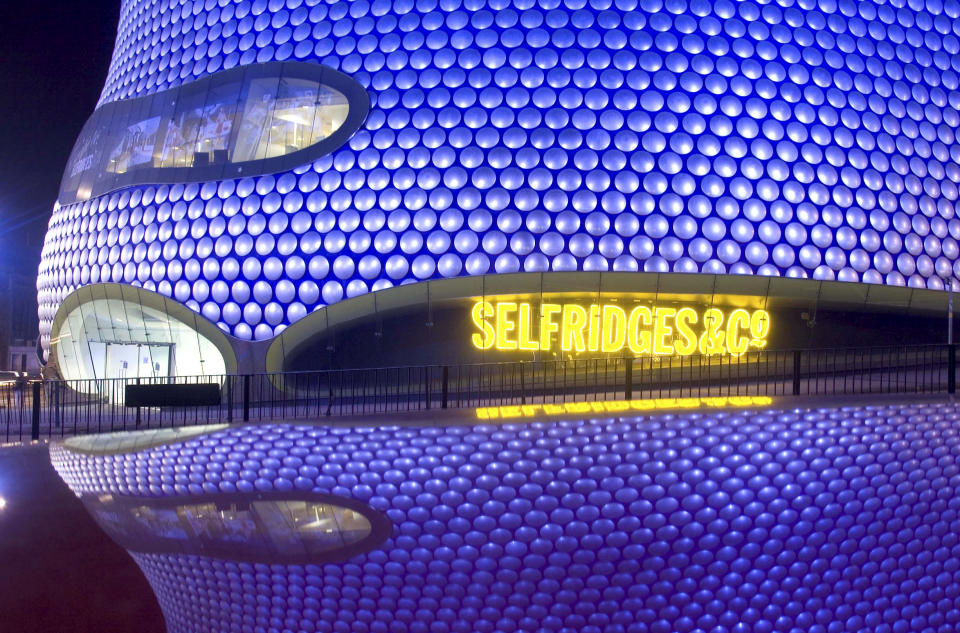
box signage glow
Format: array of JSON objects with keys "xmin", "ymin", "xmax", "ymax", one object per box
[
  {"xmin": 471, "ymin": 302, "xmax": 770, "ymax": 356},
  {"xmin": 476, "ymin": 396, "xmax": 774, "ymax": 419}
]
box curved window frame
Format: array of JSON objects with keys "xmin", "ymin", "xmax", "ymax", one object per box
[{"xmin": 59, "ymin": 61, "xmax": 370, "ymax": 205}]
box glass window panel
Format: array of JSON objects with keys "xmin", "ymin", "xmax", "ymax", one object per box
[
  {"xmin": 215, "ymin": 507, "xmax": 260, "ymax": 544},
  {"xmin": 110, "ymin": 92, "xmax": 163, "ymax": 179},
  {"xmin": 142, "ymin": 94, "xmax": 172, "ymax": 171},
  {"xmin": 88, "ymin": 101, "xmax": 126, "ymax": 201},
  {"xmin": 101, "ymin": 289, "xmax": 124, "ymax": 343},
  {"xmin": 63, "ymin": 116, "xmax": 107, "ymax": 202},
  {"xmin": 137, "ymin": 507, "xmax": 189, "ymax": 540},
  {"xmin": 158, "ymin": 89, "xmax": 206, "ymax": 168},
  {"xmin": 152, "ymin": 93, "xmax": 179, "ymax": 168},
  {"xmin": 73, "ymin": 287, "xmax": 100, "ymax": 380},
  {"xmin": 262, "ymin": 76, "xmax": 320, "ymax": 159},
  {"xmin": 311, "ymin": 86, "xmax": 350, "ymax": 145},
  {"xmin": 232, "ymin": 76, "xmax": 281, "ymax": 162},
  {"xmin": 121, "ymin": 285, "xmax": 151, "ymax": 345},
  {"xmin": 59, "ymin": 310, "xmax": 84, "ymax": 380},
  {"xmin": 106, "ymin": 97, "xmax": 143, "ymax": 175},
  {"xmin": 195, "ymin": 77, "xmax": 242, "ymax": 168}
]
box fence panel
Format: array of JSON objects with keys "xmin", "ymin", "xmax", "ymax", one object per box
[{"xmin": 9, "ymin": 343, "xmax": 958, "ymax": 439}]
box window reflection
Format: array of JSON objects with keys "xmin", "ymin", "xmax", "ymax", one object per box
[
  {"xmin": 60, "ymin": 62, "xmax": 366, "ymax": 204},
  {"xmin": 62, "ymin": 424, "xmax": 229, "ymax": 455},
  {"xmin": 83, "ymin": 493, "xmax": 386, "ymax": 564}
]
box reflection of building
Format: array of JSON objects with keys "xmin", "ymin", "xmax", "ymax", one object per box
[
  {"xmin": 50, "ymin": 404, "xmax": 960, "ymax": 632},
  {"xmin": 38, "ymin": 2, "xmax": 960, "ymax": 380}
]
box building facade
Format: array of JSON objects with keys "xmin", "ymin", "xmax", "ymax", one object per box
[{"xmin": 39, "ymin": 0, "xmax": 960, "ymax": 380}]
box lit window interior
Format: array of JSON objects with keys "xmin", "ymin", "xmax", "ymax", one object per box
[
  {"xmin": 55, "ymin": 297, "xmax": 226, "ymax": 385},
  {"xmin": 59, "ymin": 63, "xmax": 355, "ymax": 204}
]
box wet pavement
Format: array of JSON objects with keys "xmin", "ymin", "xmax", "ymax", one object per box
[
  {"xmin": 0, "ymin": 443, "xmax": 164, "ymax": 632},
  {"xmin": 7, "ymin": 396, "xmax": 960, "ymax": 632}
]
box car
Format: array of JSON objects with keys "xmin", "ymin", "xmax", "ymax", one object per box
[{"xmin": 0, "ymin": 372, "xmax": 20, "ymax": 387}]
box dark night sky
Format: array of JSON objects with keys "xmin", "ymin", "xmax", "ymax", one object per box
[{"xmin": 0, "ymin": 0, "xmax": 121, "ymax": 275}]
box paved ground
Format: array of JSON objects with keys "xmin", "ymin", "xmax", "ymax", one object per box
[
  {"xmin": 4, "ymin": 393, "xmax": 960, "ymax": 631},
  {"xmin": 0, "ymin": 444, "xmax": 165, "ymax": 632}
]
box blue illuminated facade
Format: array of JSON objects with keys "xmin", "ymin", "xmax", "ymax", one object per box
[
  {"xmin": 38, "ymin": 0, "xmax": 960, "ymax": 373},
  {"xmin": 50, "ymin": 402, "xmax": 960, "ymax": 633}
]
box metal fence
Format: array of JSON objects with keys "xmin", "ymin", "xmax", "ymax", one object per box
[{"xmin": 2, "ymin": 343, "xmax": 957, "ymax": 441}]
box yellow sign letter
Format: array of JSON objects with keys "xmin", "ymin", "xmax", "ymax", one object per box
[
  {"xmin": 471, "ymin": 301, "xmax": 495, "ymax": 350},
  {"xmin": 725, "ymin": 309, "xmax": 751, "ymax": 356},
  {"xmin": 561, "ymin": 304, "xmax": 588, "ymax": 352},
  {"xmin": 495, "ymin": 302, "xmax": 518, "ymax": 350},
  {"xmin": 540, "ymin": 304, "xmax": 562, "ymax": 350},
  {"xmin": 653, "ymin": 307, "xmax": 676, "ymax": 355},
  {"xmin": 674, "ymin": 307, "xmax": 698, "ymax": 355},
  {"xmin": 517, "ymin": 303, "xmax": 539, "ymax": 351},
  {"xmin": 601, "ymin": 305, "xmax": 627, "ymax": 353},
  {"xmin": 627, "ymin": 306, "xmax": 653, "ymax": 355}
]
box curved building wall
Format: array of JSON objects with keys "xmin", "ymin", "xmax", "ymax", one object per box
[{"xmin": 39, "ymin": 0, "xmax": 960, "ymax": 362}]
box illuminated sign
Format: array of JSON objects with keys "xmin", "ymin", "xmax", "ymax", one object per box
[
  {"xmin": 476, "ymin": 396, "xmax": 774, "ymax": 419},
  {"xmin": 471, "ymin": 302, "xmax": 770, "ymax": 356}
]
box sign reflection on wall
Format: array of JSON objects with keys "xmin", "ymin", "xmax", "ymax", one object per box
[
  {"xmin": 471, "ymin": 301, "xmax": 771, "ymax": 356},
  {"xmin": 476, "ymin": 396, "xmax": 775, "ymax": 420}
]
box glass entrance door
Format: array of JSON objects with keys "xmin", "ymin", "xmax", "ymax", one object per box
[{"xmin": 100, "ymin": 343, "xmax": 172, "ymax": 379}]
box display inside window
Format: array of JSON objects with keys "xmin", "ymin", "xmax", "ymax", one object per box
[
  {"xmin": 60, "ymin": 62, "xmax": 367, "ymax": 205},
  {"xmin": 54, "ymin": 293, "xmax": 227, "ymax": 387}
]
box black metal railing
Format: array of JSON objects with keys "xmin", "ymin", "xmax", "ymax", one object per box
[{"xmin": 2, "ymin": 343, "xmax": 957, "ymax": 441}]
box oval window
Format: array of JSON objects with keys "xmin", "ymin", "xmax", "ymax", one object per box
[{"xmin": 60, "ymin": 62, "xmax": 369, "ymax": 205}]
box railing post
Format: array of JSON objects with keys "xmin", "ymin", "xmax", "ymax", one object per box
[
  {"xmin": 520, "ymin": 362, "xmax": 526, "ymax": 405},
  {"xmin": 325, "ymin": 372, "xmax": 334, "ymax": 417},
  {"xmin": 441, "ymin": 366, "xmax": 449, "ymax": 409},
  {"xmin": 792, "ymin": 350, "xmax": 802, "ymax": 396},
  {"xmin": 625, "ymin": 358, "xmax": 633, "ymax": 400},
  {"xmin": 425, "ymin": 366, "xmax": 431, "ymax": 410},
  {"xmin": 243, "ymin": 375, "xmax": 251, "ymax": 422},
  {"xmin": 134, "ymin": 377, "xmax": 141, "ymax": 428},
  {"xmin": 227, "ymin": 376, "xmax": 234, "ymax": 423},
  {"xmin": 949, "ymin": 345, "xmax": 957, "ymax": 395},
  {"xmin": 31, "ymin": 382, "xmax": 41, "ymax": 441},
  {"xmin": 53, "ymin": 381, "xmax": 61, "ymax": 429}
]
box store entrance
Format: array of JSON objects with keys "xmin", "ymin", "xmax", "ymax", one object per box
[{"xmin": 88, "ymin": 342, "xmax": 173, "ymax": 380}]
